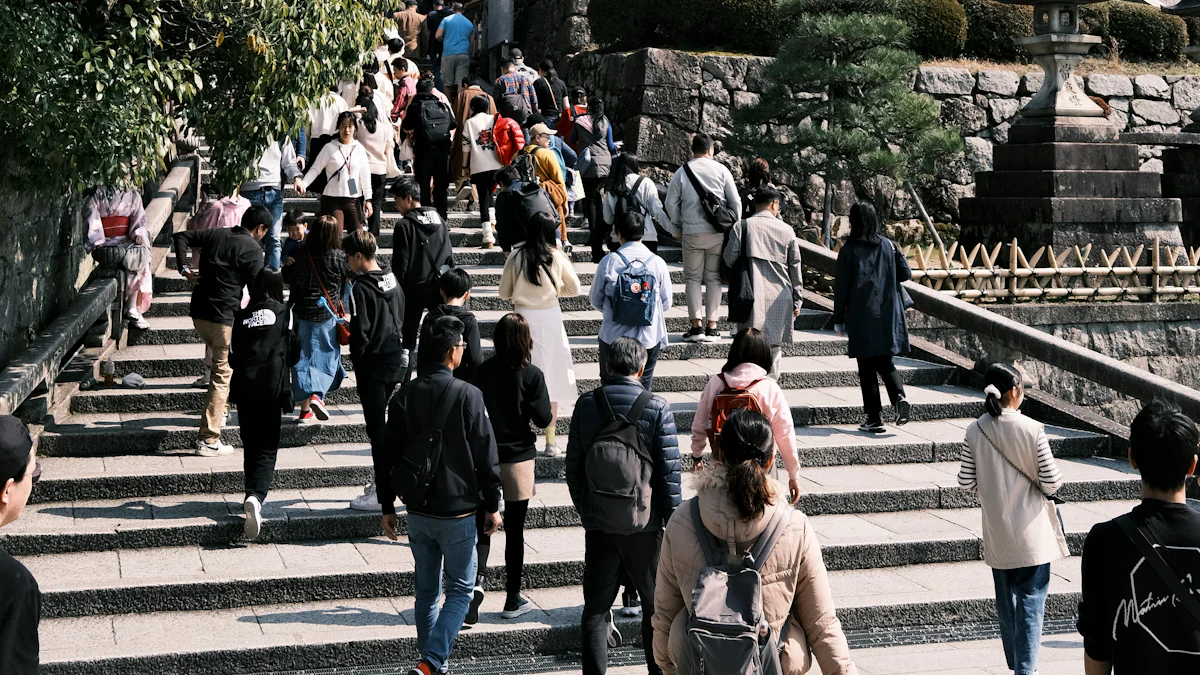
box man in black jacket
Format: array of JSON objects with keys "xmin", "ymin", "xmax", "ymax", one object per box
[
  {"xmin": 402, "ymin": 76, "xmax": 457, "ymax": 219},
  {"xmin": 378, "ymin": 315, "xmax": 501, "ymax": 675},
  {"xmin": 343, "ymin": 231, "xmax": 407, "ymax": 513},
  {"xmin": 0, "ymin": 416, "xmax": 40, "ymax": 675},
  {"xmin": 565, "ymin": 337, "xmax": 681, "ymax": 675},
  {"xmin": 390, "ymin": 178, "xmax": 453, "ymax": 379},
  {"xmin": 417, "ymin": 268, "xmax": 481, "ymax": 381},
  {"xmin": 173, "ymin": 206, "xmax": 270, "ymax": 457}
]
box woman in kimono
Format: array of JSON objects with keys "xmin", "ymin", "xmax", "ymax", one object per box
[{"xmin": 86, "ymin": 189, "xmax": 151, "ymax": 330}]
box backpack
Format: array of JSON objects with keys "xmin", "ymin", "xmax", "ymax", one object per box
[
  {"xmin": 613, "ymin": 177, "xmax": 648, "ymax": 222},
  {"xmin": 683, "ymin": 161, "xmax": 738, "ymax": 233},
  {"xmin": 498, "ymin": 83, "xmax": 531, "ymax": 124},
  {"xmin": 511, "ymin": 180, "xmax": 557, "ymax": 225},
  {"xmin": 584, "ymin": 388, "xmax": 655, "ymax": 536},
  {"xmin": 706, "ymin": 374, "xmax": 765, "ymax": 461},
  {"xmin": 677, "ymin": 498, "xmax": 792, "ymax": 675},
  {"xmin": 417, "ymin": 98, "xmax": 452, "ymax": 145},
  {"xmin": 389, "ymin": 378, "xmax": 463, "ymax": 509},
  {"xmin": 512, "ymin": 147, "xmax": 540, "ymax": 183},
  {"xmin": 612, "ymin": 251, "xmax": 656, "ymax": 328}
]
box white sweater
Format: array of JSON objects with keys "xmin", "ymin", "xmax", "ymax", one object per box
[
  {"xmin": 461, "ymin": 113, "xmax": 504, "ymax": 175},
  {"xmin": 308, "ymin": 93, "xmax": 349, "ymax": 139},
  {"xmin": 357, "ymin": 116, "xmax": 394, "ymax": 175},
  {"xmin": 299, "ymin": 140, "xmax": 373, "ymax": 199}
]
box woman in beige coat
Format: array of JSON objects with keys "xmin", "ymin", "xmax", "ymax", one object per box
[{"xmin": 653, "ymin": 410, "xmax": 858, "ymax": 675}]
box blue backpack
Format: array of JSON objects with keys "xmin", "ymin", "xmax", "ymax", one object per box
[{"xmin": 612, "ymin": 251, "xmax": 656, "ymax": 327}]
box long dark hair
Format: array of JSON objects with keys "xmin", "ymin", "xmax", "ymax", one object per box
[
  {"xmin": 493, "ymin": 313, "xmax": 533, "ymax": 370},
  {"xmin": 723, "ymin": 328, "xmax": 774, "ymax": 374},
  {"xmin": 983, "ymin": 363, "xmax": 1023, "ymax": 417},
  {"xmin": 587, "ymin": 98, "xmax": 606, "ymax": 127},
  {"xmin": 606, "ymin": 152, "xmax": 639, "ymax": 194},
  {"xmin": 250, "ymin": 268, "xmax": 285, "ymax": 304},
  {"xmin": 306, "ymin": 215, "xmax": 341, "ymax": 255},
  {"xmin": 720, "ymin": 409, "xmax": 776, "ymax": 521},
  {"xmin": 469, "ymin": 94, "xmax": 490, "ymax": 116},
  {"xmin": 356, "ymin": 85, "xmax": 378, "ymax": 134},
  {"xmin": 748, "ymin": 158, "xmax": 770, "ymax": 189},
  {"xmin": 848, "ymin": 200, "xmax": 882, "ymax": 245},
  {"xmin": 519, "ymin": 212, "xmax": 560, "ymax": 287}
]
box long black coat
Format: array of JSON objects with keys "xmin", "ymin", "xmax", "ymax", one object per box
[{"xmin": 832, "ymin": 237, "xmax": 912, "ymax": 359}]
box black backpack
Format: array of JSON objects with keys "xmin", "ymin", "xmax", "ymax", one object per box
[
  {"xmin": 613, "ymin": 176, "xmax": 648, "ymax": 222},
  {"xmin": 498, "ymin": 84, "xmax": 531, "ymax": 125},
  {"xmin": 584, "ymin": 388, "xmax": 655, "ymax": 536},
  {"xmin": 512, "ymin": 148, "xmax": 540, "ymax": 184},
  {"xmin": 511, "ymin": 180, "xmax": 557, "ymax": 225},
  {"xmin": 389, "ymin": 378, "xmax": 463, "ymax": 509},
  {"xmin": 417, "ymin": 98, "xmax": 452, "ymax": 146},
  {"xmin": 683, "ymin": 161, "xmax": 738, "ymax": 233}
]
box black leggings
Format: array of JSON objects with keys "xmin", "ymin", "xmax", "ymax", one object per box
[
  {"xmin": 471, "ymin": 170, "xmax": 497, "ymax": 223},
  {"xmin": 857, "ymin": 355, "xmax": 905, "ymax": 424},
  {"xmin": 238, "ymin": 401, "xmax": 281, "ymax": 502},
  {"xmin": 583, "ymin": 177, "xmax": 606, "ymax": 263},
  {"xmin": 475, "ymin": 499, "xmax": 530, "ymax": 601},
  {"xmin": 367, "ymin": 174, "xmax": 386, "ymax": 238}
]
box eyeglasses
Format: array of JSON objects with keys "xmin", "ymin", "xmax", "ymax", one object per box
[{"xmin": 31, "ymin": 462, "xmax": 41, "ymax": 486}]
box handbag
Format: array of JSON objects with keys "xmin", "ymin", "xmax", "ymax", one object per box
[
  {"xmin": 396, "ymin": 134, "xmax": 415, "ymax": 162},
  {"xmin": 123, "ymin": 243, "xmax": 152, "ymax": 273},
  {"xmin": 308, "ymin": 249, "xmax": 351, "ymax": 346},
  {"xmin": 727, "ymin": 219, "xmax": 754, "ymax": 324},
  {"xmin": 1115, "ymin": 514, "xmax": 1200, "ymax": 629},
  {"xmin": 973, "ymin": 420, "xmax": 1071, "ymax": 558},
  {"xmin": 888, "ymin": 239, "xmax": 915, "ymax": 309}
]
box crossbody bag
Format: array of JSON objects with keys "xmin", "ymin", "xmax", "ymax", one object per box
[
  {"xmin": 1115, "ymin": 513, "xmax": 1200, "ymax": 628},
  {"xmin": 308, "ymin": 249, "xmax": 351, "ymax": 346}
]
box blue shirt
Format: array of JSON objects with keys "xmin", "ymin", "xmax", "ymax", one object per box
[
  {"xmin": 439, "ymin": 13, "xmax": 474, "ymax": 56},
  {"xmin": 590, "ymin": 241, "xmax": 673, "ymax": 349}
]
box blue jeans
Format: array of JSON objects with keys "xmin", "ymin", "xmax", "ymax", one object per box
[
  {"xmin": 992, "ymin": 563, "xmax": 1050, "ymax": 675},
  {"xmin": 409, "ymin": 513, "xmax": 478, "ymax": 671},
  {"xmin": 242, "ymin": 187, "xmax": 285, "ymax": 269}
]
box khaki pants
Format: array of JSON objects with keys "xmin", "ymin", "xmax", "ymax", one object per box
[
  {"xmin": 682, "ymin": 231, "xmax": 725, "ymax": 323},
  {"xmin": 194, "ymin": 318, "xmax": 233, "ymax": 444}
]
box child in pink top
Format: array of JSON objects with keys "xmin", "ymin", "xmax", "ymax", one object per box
[{"xmin": 691, "ymin": 328, "xmax": 801, "ymax": 504}]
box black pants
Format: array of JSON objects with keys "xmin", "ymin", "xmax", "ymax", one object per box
[
  {"xmin": 238, "ymin": 400, "xmax": 282, "ymax": 502},
  {"xmin": 857, "ymin": 355, "xmax": 905, "ymax": 424},
  {"xmin": 581, "ymin": 529, "xmax": 663, "ymax": 675},
  {"xmin": 401, "ymin": 286, "xmax": 442, "ymax": 350},
  {"xmin": 583, "ymin": 177, "xmax": 607, "ymax": 263},
  {"xmin": 415, "ymin": 149, "xmax": 451, "ymax": 219},
  {"xmin": 471, "ymin": 170, "xmax": 497, "ymax": 223},
  {"xmin": 503, "ymin": 499, "xmax": 530, "ymax": 600},
  {"xmin": 367, "ymin": 174, "xmax": 386, "ymax": 238},
  {"xmin": 358, "ymin": 374, "xmax": 400, "ymax": 489}
]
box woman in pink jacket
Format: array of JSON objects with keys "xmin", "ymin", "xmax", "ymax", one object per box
[{"xmin": 691, "ymin": 327, "xmax": 801, "ymax": 504}]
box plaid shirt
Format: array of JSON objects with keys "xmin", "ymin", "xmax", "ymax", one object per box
[
  {"xmin": 495, "ymin": 72, "xmax": 538, "ymax": 115},
  {"xmin": 281, "ymin": 244, "xmax": 351, "ymax": 322}
]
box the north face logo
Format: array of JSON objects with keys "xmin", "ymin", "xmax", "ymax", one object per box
[
  {"xmin": 379, "ymin": 272, "xmax": 398, "ymax": 292},
  {"xmin": 242, "ymin": 309, "xmax": 277, "ymax": 328}
]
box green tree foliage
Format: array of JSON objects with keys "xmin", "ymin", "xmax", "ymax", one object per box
[
  {"xmin": 1084, "ymin": 1, "xmax": 1188, "ymax": 61},
  {"xmin": 0, "ymin": 0, "xmax": 383, "ymax": 194},
  {"xmin": 731, "ymin": 13, "xmax": 962, "ymax": 242},
  {"xmin": 895, "ymin": 0, "xmax": 966, "ymax": 58},
  {"xmin": 962, "ymin": 0, "xmax": 1033, "ymax": 62}
]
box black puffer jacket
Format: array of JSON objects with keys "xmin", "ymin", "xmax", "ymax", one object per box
[{"xmin": 565, "ymin": 376, "xmax": 682, "ymax": 533}]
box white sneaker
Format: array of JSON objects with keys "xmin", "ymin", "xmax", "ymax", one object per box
[
  {"xmin": 127, "ymin": 312, "xmax": 150, "ymax": 330},
  {"xmin": 539, "ymin": 444, "xmax": 562, "ymax": 458},
  {"xmin": 192, "ymin": 373, "xmax": 211, "ymax": 389},
  {"xmin": 350, "ymin": 484, "xmax": 382, "ymax": 511},
  {"xmin": 196, "ymin": 439, "xmax": 234, "ymax": 457},
  {"xmin": 500, "ymin": 596, "xmax": 535, "ymax": 619},
  {"xmin": 243, "ymin": 495, "xmax": 263, "ymax": 539}
]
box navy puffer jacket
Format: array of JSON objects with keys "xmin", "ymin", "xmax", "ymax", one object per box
[{"xmin": 565, "ymin": 376, "xmax": 682, "ymax": 532}]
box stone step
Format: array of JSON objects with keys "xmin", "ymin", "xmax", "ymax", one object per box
[
  {"xmin": 40, "ymin": 384, "xmax": 996, "ymax": 457},
  {"xmin": 166, "ymin": 244, "xmax": 684, "ymax": 268},
  {"xmin": 71, "ymin": 356, "xmax": 955, "ymax": 415},
  {"xmin": 104, "ymin": 331, "xmax": 852, "ymax": 379},
  {"xmin": 35, "ymin": 555, "xmax": 1086, "ymax": 675},
  {"xmin": 127, "ymin": 309, "xmax": 830, "ymax": 346},
  {"xmin": 974, "ymin": 170, "xmax": 1162, "ymax": 199}
]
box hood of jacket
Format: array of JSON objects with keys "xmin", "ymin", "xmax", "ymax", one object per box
[
  {"xmin": 715, "ymin": 362, "xmax": 771, "ymax": 390},
  {"xmin": 692, "ymin": 463, "xmax": 783, "ymax": 546},
  {"xmin": 405, "ymin": 206, "xmax": 444, "ymax": 235},
  {"xmin": 429, "ymin": 303, "xmax": 473, "ymax": 322},
  {"xmin": 355, "ymin": 269, "xmax": 400, "ymax": 297}
]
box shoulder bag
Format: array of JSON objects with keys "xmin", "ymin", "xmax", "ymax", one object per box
[
  {"xmin": 308, "ymin": 249, "xmax": 352, "ymax": 346},
  {"xmin": 727, "ymin": 219, "xmax": 754, "ymax": 324},
  {"xmin": 1115, "ymin": 513, "xmax": 1200, "ymax": 629},
  {"xmin": 682, "ymin": 161, "xmax": 738, "ymax": 233},
  {"xmin": 887, "ymin": 238, "xmax": 915, "ymax": 310},
  {"xmin": 973, "ymin": 420, "xmax": 1070, "ymax": 557}
]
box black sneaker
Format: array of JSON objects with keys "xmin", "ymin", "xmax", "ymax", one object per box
[
  {"xmin": 704, "ymin": 327, "xmax": 721, "ymax": 342},
  {"xmin": 682, "ymin": 327, "xmax": 705, "ymax": 343},
  {"xmin": 464, "ymin": 585, "xmax": 484, "ymax": 626},
  {"xmin": 894, "ymin": 398, "xmax": 912, "ymax": 426},
  {"xmin": 858, "ymin": 421, "xmax": 887, "ymax": 434},
  {"xmin": 618, "ymin": 590, "xmax": 642, "ymax": 618}
]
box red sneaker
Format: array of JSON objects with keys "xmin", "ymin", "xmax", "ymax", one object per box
[
  {"xmin": 405, "ymin": 662, "xmax": 434, "ymax": 675},
  {"xmin": 309, "ymin": 395, "xmax": 329, "ymax": 421},
  {"xmin": 296, "ymin": 410, "xmax": 315, "ymax": 425}
]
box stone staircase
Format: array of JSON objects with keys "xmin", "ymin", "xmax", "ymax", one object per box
[{"xmin": 16, "ymin": 184, "xmax": 1139, "ymax": 674}]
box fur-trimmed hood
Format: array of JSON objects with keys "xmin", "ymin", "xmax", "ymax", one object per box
[{"xmin": 691, "ymin": 463, "xmax": 784, "ymax": 546}]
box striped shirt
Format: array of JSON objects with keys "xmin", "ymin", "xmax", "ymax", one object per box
[{"xmin": 958, "ymin": 411, "xmax": 1063, "ymax": 493}]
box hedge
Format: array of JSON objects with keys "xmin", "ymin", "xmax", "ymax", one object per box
[
  {"xmin": 1087, "ymin": 1, "xmax": 1188, "ymax": 61},
  {"xmin": 962, "ymin": 0, "xmax": 1033, "ymax": 62},
  {"xmin": 896, "ymin": 0, "xmax": 966, "ymax": 58}
]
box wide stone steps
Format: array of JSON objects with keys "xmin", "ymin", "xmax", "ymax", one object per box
[
  {"xmin": 39, "ymin": 384, "xmax": 1004, "ymax": 457},
  {"xmin": 168, "ymin": 243, "xmax": 683, "ymax": 268},
  {"xmin": 70, "ymin": 356, "xmax": 956, "ymax": 415},
  {"xmin": 129, "ymin": 309, "xmax": 829, "ymax": 346}
]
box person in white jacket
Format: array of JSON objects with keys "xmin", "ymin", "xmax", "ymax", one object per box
[
  {"xmin": 355, "ymin": 85, "xmax": 395, "ymax": 238},
  {"xmin": 602, "ymin": 152, "xmax": 668, "ymax": 254},
  {"xmin": 295, "ymin": 111, "xmax": 373, "ymax": 233},
  {"xmin": 957, "ymin": 362, "xmax": 1065, "ymax": 675},
  {"xmin": 461, "ymin": 95, "xmax": 505, "ymax": 249}
]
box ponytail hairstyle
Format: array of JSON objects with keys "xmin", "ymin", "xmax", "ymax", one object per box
[
  {"xmin": 983, "ymin": 363, "xmax": 1023, "ymax": 417},
  {"xmin": 356, "ymin": 85, "xmax": 378, "ymax": 134},
  {"xmin": 719, "ymin": 409, "xmax": 776, "ymax": 521}
]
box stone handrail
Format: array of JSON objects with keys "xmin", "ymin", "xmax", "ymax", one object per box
[
  {"xmin": 798, "ymin": 239, "xmax": 1200, "ymax": 420},
  {"xmin": 0, "ymin": 160, "xmax": 194, "ymax": 417}
]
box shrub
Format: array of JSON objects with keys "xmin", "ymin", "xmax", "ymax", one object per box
[
  {"xmin": 963, "ymin": 0, "xmax": 1033, "ymax": 62},
  {"xmin": 1187, "ymin": 17, "xmax": 1200, "ymax": 45},
  {"xmin": 776, "ymin": 0, "xmax": 897, "ymax": 48},
  {"xmin": 1105, "ymin": 1, "xmax": 1187, "ymax": 61},
  {"xmin": 590, "ymin": 0, "xmax": 782, "ymax": 56},
  {"xmin": 587, "ymin": 0, "xmax": 656, "ymax": 49},
  {"xmin": 895, "ymin": 0, "xmax": 966, "ymax": 58}
]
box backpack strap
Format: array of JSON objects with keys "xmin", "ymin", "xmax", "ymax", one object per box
[
  {"xmin": 745, "ymin": 503, "xmax": 792, "ymax": 572},
  {"xmin": 432, "ymin": 378, "xmax": 463, "ymax": 430},
  {"xmin": 1115, "ymin": 514, "xmax": 1200, "ymax": 629},
  {"xmin": 682, "ymin": 161, "xmax": 710, "ymax": 201},
  {"xmin": 690, "ymin": 498, "xmax": 724, "ymax": 569},
  {"xmin": 626, "ymin": 389, "xmax": 653, "ymax": 424}
]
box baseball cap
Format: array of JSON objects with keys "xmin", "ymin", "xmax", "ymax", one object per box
[
  {"xmin": 529, "ymin": 123, "xmax": 556, "ymax": 137},
  {"xmin": 0, "ymin": 416, "xmax": 33, "ymax": 484},
  {"xmin": 511, "ymin": 48, "xmax": 524, "ymax": 60}
]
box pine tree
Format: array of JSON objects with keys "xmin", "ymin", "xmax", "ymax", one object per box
[{"xmin": 733, "ymin": 12, "xmax": 962, "ymax": 246}]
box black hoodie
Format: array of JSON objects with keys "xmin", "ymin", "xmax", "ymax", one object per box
[
  {"xmin": 348, "ymin": 268, "xmax": 407, "ymax": 381},
  {"xmin": 229, "ymin": 298, "xmax": 300, "ymax": 412},
  {"xmin": 416, "ymin": 303, "xmax": 481, "ymax": 381},
  {"xmin": 393, "ymin": 206, "xmax": 453, "ymax": 300}
]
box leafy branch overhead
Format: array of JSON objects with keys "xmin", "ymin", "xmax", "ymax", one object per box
[{"xmin": 0, "ymin": 0, "xmax": 384, "ymax": 194}]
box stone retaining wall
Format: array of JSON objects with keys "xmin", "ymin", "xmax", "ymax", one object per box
[
  {"xmin": 909, "ymin": 303, "xmax": 1200, "ymax": 425},
  {"xmin": 566, "ymin": 48, "xmax": 1200, "ymax": 239}
]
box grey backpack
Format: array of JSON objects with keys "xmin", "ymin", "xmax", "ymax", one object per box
[
  {"xmin": 678, "ymin": 498, "xmax": 792, "ymax": 675},
  {"xmin": 584, "ymin": 388, "xmax": 654, "ymax": 536}
]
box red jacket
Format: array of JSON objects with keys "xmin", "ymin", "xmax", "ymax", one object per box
[{"xmin": 493, "ymin": 114, "xmax": 526, "ymax": 166}]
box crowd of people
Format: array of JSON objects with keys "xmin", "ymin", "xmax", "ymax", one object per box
[{"xmin": 11, "ymin": 5, "xmax": 1200, "ymax": 675}]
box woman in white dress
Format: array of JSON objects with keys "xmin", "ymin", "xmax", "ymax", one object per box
[{"xmin": 499, "ymin": 211, "xmax": 581, "ymax": 456}]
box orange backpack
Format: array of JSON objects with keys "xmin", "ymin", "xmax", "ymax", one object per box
[{"xmin": 706, "ymin": 374, "xmax": 765, "ymax": 461}]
